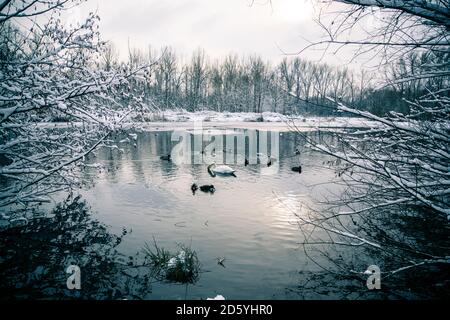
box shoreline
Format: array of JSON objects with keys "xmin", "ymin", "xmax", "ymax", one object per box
[{"xmin": 34, "ymin": 117, "xmax": 382, "ymax": 132}]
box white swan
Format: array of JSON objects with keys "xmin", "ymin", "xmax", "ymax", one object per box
[{"xmin": 207, "ymin": 163, "xmax": 236, "ymax": 177}]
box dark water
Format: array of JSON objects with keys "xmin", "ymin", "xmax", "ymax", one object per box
[
  {"xmin": 2, "ymin": 128, "xmax": 447, "ymax": 300},
  {"xmin": 77, "ymin": 129, "xmax": 342, "ymax": 299}
]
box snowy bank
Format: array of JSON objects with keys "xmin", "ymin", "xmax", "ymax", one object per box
[
  {"xmin": 39, "ymin": 109, "xmax": 390, "ymax": 131},
  {"xmin": 135, "ymin": 109, "xmax": 382, "ymax": 129}
]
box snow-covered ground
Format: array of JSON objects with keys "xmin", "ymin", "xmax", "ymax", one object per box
[
  {"xmin": 39, "ymin": 109, "xmax": 383, "ymax": 131},
  {"xmin": 135, "ymin": 109, "xmax": 381, "ymax": 131},
  {"xmin": 150, "ymin": 109, "xmax": 362, "ymax": 124},
  {"xmin": 158, "ymin": 109, "xmax": 285, "ymax": 122}
]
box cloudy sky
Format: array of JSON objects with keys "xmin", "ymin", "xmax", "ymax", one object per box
[{"xmin": 69, "ymin": 0, "xmax": 365, "ymax": 66}]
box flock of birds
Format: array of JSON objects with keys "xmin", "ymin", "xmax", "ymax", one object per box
[
  {"xmin": 159, "ymin": 149, "xmax": 302, "ymax": 267},
  {"xmin": 191, "ymin": 163, "xmax": 236, "ymax": 195},
  {"xmin": 160, "ymin": 149, "xmax": 302, "ymax": 195}
]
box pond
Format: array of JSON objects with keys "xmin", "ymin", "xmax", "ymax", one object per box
[
  {"xmin": 78, "ymin": 128, "xmax": 343, "ymax": 299},
  {"xmin": 1, "ymin": 126, "xmax": 368, "ymax": 300}
]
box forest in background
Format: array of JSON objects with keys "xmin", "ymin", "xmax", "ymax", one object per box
[
  {"xmin": 100, "ymin": 43, "xmax": 448, "ymax": 117},
  {"xmin": 2, "ymin": 14, "xmax": 447, "ymax": 119}
]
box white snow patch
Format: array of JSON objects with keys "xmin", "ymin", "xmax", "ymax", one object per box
[
  {"xmin": 167, "ymin": 257, "xmax": 177, "ymax": 269},
  {"xmin": 138, "ymin": 109, "xmax": 381, "ymax": 128},
  {"xmin": 207, "ymin": 295, "xmax": 226, "ymax": 300}
]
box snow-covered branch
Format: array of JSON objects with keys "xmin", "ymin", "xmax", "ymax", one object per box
[
  {"xmin": 0, "ymin": 1, "xmax": 155, "ymax": 212},
  {"xmin": 290, "ymin": 0, "xmax": 450, "ymax": 288}
]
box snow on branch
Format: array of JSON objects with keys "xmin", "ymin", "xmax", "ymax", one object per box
[{"xmin": 0, "ymin": 1, "xmax": 155, "ymax": 212}]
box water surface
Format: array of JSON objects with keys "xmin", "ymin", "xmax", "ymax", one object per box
[{"xmin": 80, "ymin": 129, "xmax": 339, "ymax": 299}]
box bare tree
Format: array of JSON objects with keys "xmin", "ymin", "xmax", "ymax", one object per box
[
  {"xmin": 157, "ymin": 46, "xmax": 178, "ymax": 108},
  {"xmin": 0, "ymin": 1, "xmax": 153, "ymax": 217},
  {"xmin": 288, "ymin": 0, "xmax": 450, "ymax": 293},
  {"xmin": 209, "ymin": 61, "xmax": 224, "ymax": 112},
  {"xmin": 101, "ymin": 41, "xmax": 119, "ymax": 71},
  {"xmin": 186, "ymin": 49, "xmax": 207, "ymax": 111},
  {"xmin": 249, "ymin": 55, "xmax": 267, "ymax": 113}
]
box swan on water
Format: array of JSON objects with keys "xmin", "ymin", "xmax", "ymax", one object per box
[{"xmin": 207, "ymin": 163, "xmax": 236, "ymax": 177}]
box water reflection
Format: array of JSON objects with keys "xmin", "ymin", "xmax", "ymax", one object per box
[
  {"xmin": 77, "ymin": 130, "xmax": 341, "ymax": 299},
  {"xmin": 0, "ymin": 195, "xmax": 153, "ymax": 299},
  {"xmin": 1, "ymin": 129, "xmax": 447, "ymax": 299}
]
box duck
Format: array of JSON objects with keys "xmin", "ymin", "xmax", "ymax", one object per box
[
  {"xmin": 191, "ymin": 183, "xmax": 198, "ymax": 194},
  {"xmin": 267, "ymin": 157, "xmax": 276, "ymax": 167},
  {"xmin": 199, "ymin": 185, "xmax": 215, "ymax": 193},
  {"xmin": 207, "ymin": 163, "xmax": 236, "ymax": 177},
  {"xmin": 291, "ymin": 165, "xmax": 302, "ymax": 173},
  {"xmin": 160, "ymin": 154, "xmax": 171, "ymax": 161},
  {"xmin": 217, "ymin": 257, "xmax": 226, "ymax": 268}
]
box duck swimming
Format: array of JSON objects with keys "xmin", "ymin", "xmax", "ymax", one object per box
[
  {"xmin": 291, "ymin": 165, "xmax": 302, "ymax": 173},
  {"xmin": 191, "ymin": 183, "xmax": 198, "ymax": 194},
  {"xmin": 160, "ymin": 154, "xmax": 171, "ymax": 161},
  {"xmin": 207, "ymin": 163, "xmax": 236, "ymax": 177},
  {"xmin": 217, "ymin": 257, "xmax": 226, "ymax": 268},
  {"xmin": 267, "ymin": 157, "xmax": 277, "ymax": 167},
  {"xmin": 199, "ymin": 185, "xmax": 215, "ymax": 193}
]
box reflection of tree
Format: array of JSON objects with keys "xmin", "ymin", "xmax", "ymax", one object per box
[
  {"xmin": 286, "ymin": 0, "xmax": 450, "ymax": 298},
  {"xmin": 284, "ymin": 195, "xmax": 450, "ymax": 299},
  {"xmin": 276, "ymin": 132, "xmax": 449, "ymax": 299},
  {"xmin": 0, "ymin": 195, "xmax": 152, "ymax": 299}
]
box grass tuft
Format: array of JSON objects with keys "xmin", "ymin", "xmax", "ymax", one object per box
[{"xmin": 142, "ymin": 238, "xmax": 200, "ymax": 284}]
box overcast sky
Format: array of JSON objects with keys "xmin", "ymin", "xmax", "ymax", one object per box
[{"xmin": 68, "ymin": 0, "xmax": 366, "ymax": 66}]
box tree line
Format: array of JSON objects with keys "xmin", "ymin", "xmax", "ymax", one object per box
[{"xmin": 100, "ymin": 43, "xmax": 447, "ymax": 117}]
